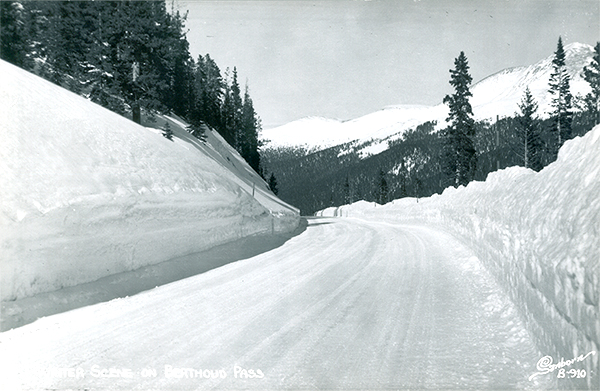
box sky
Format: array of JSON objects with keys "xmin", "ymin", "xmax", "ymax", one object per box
[{"xmin": 176, "ymin": 0, "xmax": 600, "ymax": 128}]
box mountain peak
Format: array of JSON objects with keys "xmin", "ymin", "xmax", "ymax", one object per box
[{"xmin": 470, "ymin": 41, "xmax": 595, "ymax": 120}]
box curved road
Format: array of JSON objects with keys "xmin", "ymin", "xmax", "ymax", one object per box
[{"xmin": 0, "ymin": 217, "xmax": 555, "ymax": 390}]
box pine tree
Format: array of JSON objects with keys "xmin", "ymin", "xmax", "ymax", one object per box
[
  {"xmin": 0, "ymin": 1, "xmax": 28, "ymax": 67},
  {"xmin": 192, "ymin": 54, "xmax": 224, "ymax": 132},
  {"xmin": 162, "ymin": 121, "xmax": 174, "ymax": 141},
  {"xmin": 187, "ymin": 123, "xmax": 207, "ymax": 142},
  {"xmin": 582, "ymin": 42, "xmax": 600, "ymax": 125},
  {"xmin": 548, "ymin": 36, "xmax": 573, "ymax": 151},
  {"xmin": 443, "ymin": 51, "xmax": 477, "ymax": 187},
  {"xmin": 517, "ymin": 87, "xmax": 542, "ymax": 170},
  {"xmin": 86, "ymin": 1, "xmax": 127, "ymax": 115},
  {"xmin": 377, "ymin": 169, "xmax": 388, "ymax": 205},
  {"xmin": 268, "ymin": 173, "xmax": 278, "ymax": 195},
  {"xmin": 221, "ymin": 67, "xmax": 243, "ymax": 147},
  {"xmin": 161, "ymin": 6, "xmax": 195, "ymax": 119},
  {"xmin": 241, "ymin": 83, "xmax": 261, "ymax": 173},
  {"xmin": 343, "ymin": 175, "xmax": 351, "ymax": 204},
  {"xmin": 230, "ymin": 67, "xmax": 244, "ymax": 149},
  {"xmin": 397, "ymin": 158, "xmax": 408, "ymax": 198}
]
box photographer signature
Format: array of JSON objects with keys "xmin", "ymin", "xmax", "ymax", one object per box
[{"xmin": 528, "ymin": 351, "xmax": 596, "ymax": 381}]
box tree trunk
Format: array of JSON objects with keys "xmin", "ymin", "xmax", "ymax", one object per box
[
  {"xmin": 132, "ymin": 102, "xmax": 141, "ymax": 124},
  {"xmin": 557, "ymin": 116, "xmax": 562, "ymax": 155},
  {"xmin": 524, "ymin": 135, "xmax": 528, "ymax": 169}
]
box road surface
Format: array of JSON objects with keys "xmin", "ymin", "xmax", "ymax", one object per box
[{"xmin": 0, "ymin": 217, "xmax": 555, "ymax": 390}]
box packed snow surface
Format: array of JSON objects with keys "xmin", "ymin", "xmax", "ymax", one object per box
[
  {"xmin": 263, "ymin": 43, "xmax": 594, "ymax": 156},
  {"xmin": 0, "ymin": 59, "xmax": 299, "ymax": 302},
  {"xmin": 0, "ymin": 217, "xmax": 556, "ymax": 390},
  {"xmin": 318, "ymin": 124, "xmax": 600, "ymax": 390}
]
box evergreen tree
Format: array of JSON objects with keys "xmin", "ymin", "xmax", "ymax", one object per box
[
  {"xmin": 396, "ymin": 158, "xmax": 408, "ymax": 198},
  {"xmin": 414, "ymin": 176, "xmax": 423, "ymax": 203},
  {"xmin": 517, "ymin": 87, "xmax": 542, "ymax": 170},
  {"xmin": 187, "ymin": 123, "xmax": 207, "ymax": 142},
  {"xmin": 0, "ymin": 1, "xmax": 28, "ymax": 67},
  {"xmin": 161, "ymin": 6, "xmax": 195, "ymax": 119},
  {"xmin": 343, "ymin": 175, "xmax": 351, "ymax": 204},
  {"xmin": 548, "ymin": 36, "xmax": 573, "ymax": 151},
  {"xmin": 582, "ymin": 42, "xmax": 600, "ymax": 125},
  {"xmin": 268, "ymin": 173, "xmax": 278, "ymax": 195},
  {"xmin": 86, "ymin": 1, "xmax": 126, "ymax": 114},
  {"xmin": 221, "ymin": 67, "xmax": 242, "ymax": 147},
  {"xmin": 241, "ymin": 83, "xmax": 261, "ymax": 173},
  {"xmin": 192, "ymin": 54, "xmax": 224, "ymax": 131},
  {"xmin": 230, "ymin": 67, "xmax": 244, "ymax": 149},
  {"xmin": 162, "ymin": 120, "xmax": 174, "ymax": 141},
  {"xmin": 443, "ymin": 51, "xmax": 477, "ymax": 187},
  {"xmin": 377, "ymin": 169, "xmax": 388, "ymax": 205}
]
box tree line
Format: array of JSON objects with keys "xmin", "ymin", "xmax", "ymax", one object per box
[{"xmin": 0, "ymin": 0, "xmax": 263, "ymax": 175}]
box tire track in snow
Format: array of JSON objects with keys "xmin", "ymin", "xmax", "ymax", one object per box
[{"xmin": 0, "ymin": 217, "xmax": 556, "ymax": 390}]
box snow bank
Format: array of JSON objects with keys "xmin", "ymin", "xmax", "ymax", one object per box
[
  {"xmin": 317, "ymin": 126, "xmax": 600, "ymax": 389},
  {"xmin": 0, "ymin": 60, "xmax": 299, "ymax": 302}
]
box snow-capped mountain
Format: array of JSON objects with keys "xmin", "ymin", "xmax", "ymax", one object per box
[
  {"xmin": 261, "ymin": 105, "xmax": 446, "ymax": 153},
  {"xmin": 471, "ymin": 42, "xmax": 593, "ymax": 120},
  {"xmin": 262, "ymin": 42, "xmax": 595, "ymax": 157}
]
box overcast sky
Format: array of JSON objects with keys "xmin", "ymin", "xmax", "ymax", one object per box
[{"xmin": 177, "ymin": 0, "xmax": 600, "ymax": 128}]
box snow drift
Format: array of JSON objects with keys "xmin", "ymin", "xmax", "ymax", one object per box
[
  {"xmin": 317, "ymin": 125, "xmax": 600, "ymax": 389},
  {"xmin": 0, "ymin": 59, "xmax": 299, "ymax": 302}
]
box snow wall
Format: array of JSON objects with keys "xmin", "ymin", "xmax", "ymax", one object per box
[
  {"xmin": 317, "ymin": 125, "xmax": 600, "ymax": 389},
  {"xmin": 0, "ymin": 60, "xmax": 300, "ymax": 302}
]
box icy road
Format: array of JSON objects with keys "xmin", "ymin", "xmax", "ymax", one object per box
[{"xmin": 0, "ymin": 217, "xmax": 556, "ymax": 390}]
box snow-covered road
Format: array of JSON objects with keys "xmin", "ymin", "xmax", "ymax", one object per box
[{"xmin": 0, "ymin": 217, "xmax": 555, "ymax": 390}]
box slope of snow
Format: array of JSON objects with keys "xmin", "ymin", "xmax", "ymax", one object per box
[
  {"xmin": 317, "ymin": 124, "xmax": 600, "ymax": 389},
  {"xmin": 0, "ymin": 59, "xmax": 299, "ymax": 302},
  {"xmin": 263, "ymin": 42, "xmax": 594, "ymax": 157}
]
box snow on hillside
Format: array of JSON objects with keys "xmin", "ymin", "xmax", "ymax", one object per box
[
  {"xmin": 260, "ymin": 116, "xmax": 346, "ymax": 151},
  {"xmin": 0, "ymin": 59, "xmax": 300, "ymax": 302},
  {"xmin": 263, "ymin": 42, "xmax": 594, "ymax": 158},
  {"xmin": 471, "ymin": 42, "xmax": 594, "ymax": 121},
  {"xmin": 317, "ymin": 124, "xmax": 600, "ymax": 389},
  {"xmin": 262, "ymin": 104, "xmax": 447, "ymax": 154}
]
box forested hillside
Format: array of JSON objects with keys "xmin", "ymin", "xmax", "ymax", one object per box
[{"xmin": 0, "ymin": 0, "xmax": 263, "ymax": 173}]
